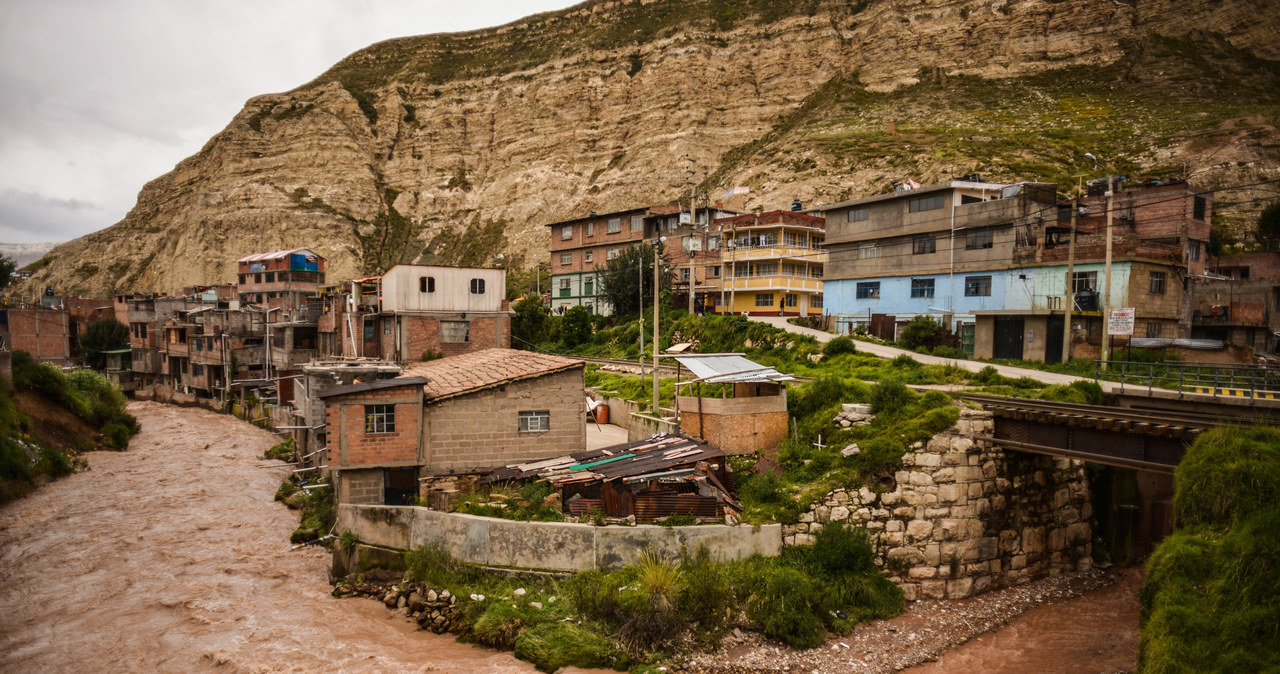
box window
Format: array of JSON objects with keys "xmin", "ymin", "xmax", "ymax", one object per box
[
  {"xmin": 784, "ymin": 232, "xmax": 802, "ymax": 247},
  {"xmin": 784, "ymin": 293, "xmax": 798, "ymax": 307},
  {"xmin": 1188, "ymin": 241, "xmax": 1202, "ymax": 261},
  {"xmin": 707, "ymin": 235, "xmax": 721, "ymax": 251},
  {"xmin": 584, "ymin": 250, "xmax": 593, "ymax": 263},
  {"xmin": 441, "ymin": 321, "xmax": 470, "ymax": 343},
  {"xmin": 909, "ymin": 194, "xmax": 945, "ymax": 213},
  {"xmin": 470, "ymin": 278, "xmax": 486, "ymax": 294},
  {"xmin": 681, "ymin": 268, "xmax": 691, "ymax": 281},
  {"xmin": 811, "ymin": 237, "xmax": 824, "ymax": 249},
  {"xmin": 607, "ymin": 217, "xmax": 621, "ymax": 233},
  {"xmin": 365, "ymin": 404, "xmax": 396, "ymax": 434},
  {"xmin": 965, "ymin": 229, "xmax": 994, "ymax": 250},
  {"xmin": 913, "ymin": 236, "xmax": 936, "ymax": 255},
  {"xmin": 847, "ymin": 207, "xmax": 870, "ymax": 222},
  {"xmin": 754, "ymin": 262, "xmax": 777, "ymax": 276},
  {"xmin": 911, "ymin": 278, "xmax": 935, "ymax": 298},
  {"xmin": 755, "ymin": 293, "xmax": 773, "ymax": 307},
  {"xmin": 810, "ymin": 266, "xmax": 824, "ymax": 278},
  {"xmin": 1149, "ymin": 271, "xmax": 1167, "ymax": 294},
  {"xmin": 1072, "ymin": 271, "xmax": 1097, "ymax": 293},
  {"xmin": 419, "ymin": 276, "xmax": 435, "ymax": 293},
  {"xmin": 559, "ymin": 253, "xmax": 572, "ymax": 265},
  {"xmin": 758, "ymin": 232, "xmax": 778, "ymax": 247},
  {"xmin": 1193, "ymin": 196, "xmax": 1206, "ymax": 221},
  {"xmin": 1146, "ymin": 322, "xmax": 1162, "ymax": 338},
  {"xmin": 859, "ymin": 243, "xmax": 881, "ymax": 259},
  {"xmin": 607, "ymin": 247, "xmax": 620, "ymax": 260},
  {"xmin": 583, "ymin": 278, "xmax": 594, "ymax": 295},
  {"xmin": 708, "ymin": 265, "xmax": 721, "ymax": 278},
  {"xmin": 964, "ymin": 275, "xmax": 992, "ymax": 297},
  {"xmin": 811, "ymin": 295, "xmax": 823, "ymax": 309},
  {"xmin": 559, "ymin": 278, "xmax": 571, "ymax": 297},
  {"xmin": 586, "ymin": 221, "xmax": 594, "ymax": 237},
  {"xmin": 561, "ymin": 225, "xmax": 573, "ymax": 240},
  {"xmin": 193, "ymin": 364, "xmax": 205, "ymax": 376},
  {"xmin": 518, "ymin": 410, "xmax": 550, "ymax": 432},
  {"xmin": 856, "ymin": 282, "xmax": 880, "ymax": 299},
  {"xmin": 630, "ymin": 214, "xmax": 644, "ymax": 231},
  {"xmin": 782, "ymin": 263, "xmax": 797, "ymax": 276}
]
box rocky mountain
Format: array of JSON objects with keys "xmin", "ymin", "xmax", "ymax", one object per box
[
  {"xmin": 0, "ymin": 242, "xmax": 59, "ymax": 269},
  {"xmin": 25, "ymin": 0, "xmax": 1280, "ymax": 297}
]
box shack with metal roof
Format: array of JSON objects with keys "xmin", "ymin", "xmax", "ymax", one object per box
[{"xmin": 672, "ymin": 353, "xmax": 793, "ymax": 456}]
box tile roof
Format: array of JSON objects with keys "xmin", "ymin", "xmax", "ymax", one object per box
[{"xmin": 401, "ymin": 348, "xmax": 583, "ymax": 401}]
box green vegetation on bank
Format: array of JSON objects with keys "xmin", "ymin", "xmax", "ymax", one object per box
[
  {"xmin": 0, "ymin": 351, "xmax": 139, "ymax": 502},
  {"xmin": 395, "ymin": 520, "xmax": 901, "ymax": 671},
  {"xmin": 1139, "ymin": 426, "xmax": 1280, "ymax": 672}
]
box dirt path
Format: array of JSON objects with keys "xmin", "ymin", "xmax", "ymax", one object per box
[{"xmin": 0, "ymin": 401, "xmax": 538, "ymax": 673}]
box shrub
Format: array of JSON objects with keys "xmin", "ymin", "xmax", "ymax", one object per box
[
  {"xmin": 969, "ymin": 365, "xmax": 1005, "ymax": 386},
  {"xmin": 869, "ymin": 378, "xmax": 915, "ymax": 415},
  {"xmin": 897, "ymin": 315, "xmax": 945, "ymax": 351},
  {"xmin": 264, "ymin": 437, "xmax": 295, "ymax": 462},
  {"xmin": 889, "ymin": 354, "xmax": 921, "ymax": 370},
  {"xmin": 809, "ymin": 521, "xmax": 878, "ymax": 576},
  {"xmin": 851, "ymin": 436, "xmax": 906, "ymax": 476},
  {"xmin": 514, "ymin": 622, "xmax": 621, "ymax": 673},
  {"xmin": 1172, "ymin": 426, "xmax": 1280, "ymax": 528},
  {"xmin": 744, "ymin": 565, "xmax": 826, "ymax": 649},
  {"xmin": 740, "ymin": 470, "xmax": 787, "ymax": 505},
  {"xmin": 822, "ymin": 336, "xmax": 857, "ymax": 359},
  {"xmin": 620, "ymin": 550, "xmax": 685, "ymax": 650},
  {"xmin": 679, "ymin": 547, "xmax": 733, "ymax": 643},
  {"xmin": 565, "ymin": 569, "xmax": 622, "ymax": 624},
  {"xmin": 930, "ymin": 345, "xmax": 968, "ymax": 359}
]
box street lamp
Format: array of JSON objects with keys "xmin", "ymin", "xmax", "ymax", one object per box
[
  {"xmin": 1085, "ymin": 152, "xmax": 1116, "ymax": 369},
  {"xmin": 652, "ymin": 236, "xmax": 666, "ymax": 416}
]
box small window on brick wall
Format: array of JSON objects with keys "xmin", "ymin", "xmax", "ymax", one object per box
[
  {"xmin": 518, "ymin": 410, "xmax": 550, "ymax": 432},
  {"xmin": 365, "ymin": 404, "xmax": 396, "ymax": 434},
  {"xmin": 441, "ymin": 321, "xmax": 470, "ymax": 343}
]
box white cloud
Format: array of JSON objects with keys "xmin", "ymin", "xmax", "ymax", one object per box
[{"xmin": 0, "ymin": 0, "xmax": 581, "ymax": 244}]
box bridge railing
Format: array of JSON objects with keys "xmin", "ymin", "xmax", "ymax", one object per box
[{"xmin": 1094, "ymin": 360, "xmax": 1280, "ymax": 400}]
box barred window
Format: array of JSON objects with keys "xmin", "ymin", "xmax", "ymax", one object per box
[
  {"xmin": 365, "ymin": 404, "xmax": 396, "ymax": 434},
  {"xmin": 607, "ymin": 217, "xmax": 621, "ymax": 233},
  {"xmin": 518, "ymin": 410, "xmax": 550, "ymax": 432},
  {"xmin": 784, "ymin": 293, "xmax": 798, "ymax": 307},
  {"xmin": 859, "ymin": 243, "xmax": 881, "ymax": 259},
  {"xmin": 419, "ymin": 276, "xmax": 435, "ymax": 293},
  {"xmin": 630, "ymin": 214, "xmax": 644, "ymax": 231},
  {"xmin": 470, "ymin": 278, "xmax": 486, "ymax": 294},
  {"xmin": 911, "ymin": 278, "xmax": 935, "ymax": 298},
  {"xmin": 560, "ymin": 253, "xmax": 572, "ymax": 265}
]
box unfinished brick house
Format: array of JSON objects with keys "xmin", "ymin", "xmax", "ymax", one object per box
[
  {"xmin": 317, "ymin": 265, "xmax": 510, "ymax": 364},
  {"xmin": 320, "ymin": 349, "xmax": 585, "ymax": 506}
]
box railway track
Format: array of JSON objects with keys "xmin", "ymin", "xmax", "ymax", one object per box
[{"xmin": 959, "ymin": 393, "xmax": 1232, "ymax": 434}]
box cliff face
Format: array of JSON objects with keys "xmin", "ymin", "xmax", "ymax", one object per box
[{"xmin": 26, "ymin": 0, "xmax": 1280, "ymax": 297}]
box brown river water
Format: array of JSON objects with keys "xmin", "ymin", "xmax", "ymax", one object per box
[
  {"xmin": 0, "ymin": 401, "xmax": 1140, "ymax": 674},
  {"xmin": 0, "ymin": 401, "xmax": 542, "ymax": 673}
]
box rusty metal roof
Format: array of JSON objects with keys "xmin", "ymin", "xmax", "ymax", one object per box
[{"xmin": 485, "ymin": 435, "xmax": 724, "ymax": 486}]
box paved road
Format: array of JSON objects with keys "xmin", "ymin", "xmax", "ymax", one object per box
[{"xmin": 751, "ymin": 316, "xmax": 1123, "ymax": 392}]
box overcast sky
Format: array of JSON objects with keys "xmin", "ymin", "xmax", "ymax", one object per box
[{"xmin": 0, "ymin": 0, "xmax": 581, "ymax": 244}]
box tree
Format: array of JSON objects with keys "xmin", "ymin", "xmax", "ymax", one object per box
[
  {"xmin": 78, "ymin": 318, "xmax": 129, "ymax": 370},
  {"xmin": 597, "ymin": 243, "xmax": 674, "ymax": 316},
  {"xmin": 562, "ymin": 305, "xmax": 592, "ymax": 347},
  {"xmin": 897, "ymin": 315, "xmax": 945, "ymax": 351},
  {"xmin": 511, "ymin": 293, "xmax": 550, "ymax": 349},
  {"xmin": 1258, "ymin": 201, "xmax": 1280, "ymax": 252},
  {"xmin": 0, "ymin": 254, "xmax": 15, "ymax": 288}
]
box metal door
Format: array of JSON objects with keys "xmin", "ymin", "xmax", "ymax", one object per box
[
  {"xmin": 1046, "ymin": 315, "xmax": 1065, "ymax": 363},
  {"xmin": 993, "ymin": 317, "xmax": 1025, "ymax": 360}
]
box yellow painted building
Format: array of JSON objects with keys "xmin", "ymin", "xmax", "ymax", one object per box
[{"xmin": 709, "ymin": 211, "xmax": 826, "ymax": 316}]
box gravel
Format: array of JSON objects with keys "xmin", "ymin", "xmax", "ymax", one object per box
[{"xmin": 673, "ymin": 568, "xmax": 1119, "ymax": 673}]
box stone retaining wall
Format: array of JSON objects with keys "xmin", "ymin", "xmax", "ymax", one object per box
[
  {"xmin": 337, "ymin": 504, "xmax": 781, "ymax": 572},
  {"xmin": 784, "ymin": 407, "xmax": 1093, "ymax": 600}
]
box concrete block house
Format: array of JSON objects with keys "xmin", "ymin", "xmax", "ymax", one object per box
[{"xmin": 320, "ymin": 349, "xmax": 585, "ymax": 506}]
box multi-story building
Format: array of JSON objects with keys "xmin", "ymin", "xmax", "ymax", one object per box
[
  {"xmin": 546, "ymin": 207, "xmax": 650, "ymax": 315},
  {"xmin": 236, "ymin": 249, "xmax": 325, "ymax": 316},
  {"xmin": 316, "ymin": 265, "xmax": 510, "ymax": 361},
  {"xmin": 818, "ymin": 178, "xmax": 1210, "ymax": 362},
  {"xmin": 713, "ymin": 210, "xmax": 826, "ymax": 316},
  {"xmin": 1192, "ymin": 251, "xmax": 1280, "ymax": 356}
]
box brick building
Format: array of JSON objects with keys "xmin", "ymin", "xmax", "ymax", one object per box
[
  {"xmin": 236, "ymin": 249, "xmax": 325, "ymax": 316},
  {"xmin": 317, "ymin": 265, "xmax": 510, "ymax": 363},
  {"xmin": 320, "ymin": 349, "xmax": 585, "ymax": 506},
  {"xmin": 546, "ymin": 206, "xmax": 650, "ymax": 315}
]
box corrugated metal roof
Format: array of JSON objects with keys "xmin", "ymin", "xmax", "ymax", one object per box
[
  {"xmin": 236, "ymin": 249, "xmax": 320, "ymax": 263},
  {"xmin": 485, "ymin": 435, "xmax": 724, "ymax": 486},
  {"xmin": 672, "ymin": 353, "xmax": 795, "ymax": 384}
]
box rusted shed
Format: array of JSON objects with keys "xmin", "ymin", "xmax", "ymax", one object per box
[{"xmin": 485, "ymin": 435, "xmax": 739, "ymax": 521}]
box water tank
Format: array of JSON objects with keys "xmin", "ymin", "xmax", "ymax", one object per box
[{"xmin": 790, "ymin": 199, "xmax": 803, "ymax": 212}]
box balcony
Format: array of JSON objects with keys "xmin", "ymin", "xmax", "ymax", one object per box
[
  {"xmin": 725, "ymin": 244, "xmax": 826, "ymax": 263},
  {"xmin": 722, "ymin": 276, "xmax": 823, "ymax": 293}
]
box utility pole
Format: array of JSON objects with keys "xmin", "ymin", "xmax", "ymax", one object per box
[
  {"xmin": 1061, "ymin": 199, "xmax": 1078, "ymax": 364},
  {"xmin": 1100, "ymin": 177, "xmax": 1115, "ymax": 369},
  {"xmin": 638, "ymin": 248, "xmax": 645, "ymax": 377},
  {"xmin": 652, "ymin": 239, "xmax": 661, "ymax": 416},
  {"xmin": 688, "ymin": 189, "xmax": 697, "ymax": 314}
]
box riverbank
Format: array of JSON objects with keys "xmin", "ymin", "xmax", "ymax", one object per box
[{"xmin": 676, "ymin": 567, "xmax": 1138, "ymax": 673}]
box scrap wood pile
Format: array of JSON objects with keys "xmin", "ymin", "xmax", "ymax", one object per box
[{"xmin": 485, "ymin": 434, "xmax": 741, "ymax": 521}]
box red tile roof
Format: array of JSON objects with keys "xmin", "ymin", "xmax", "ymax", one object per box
[{"xmin": 401, "ymin": 348, "xmax": 583, "ymax": 401}]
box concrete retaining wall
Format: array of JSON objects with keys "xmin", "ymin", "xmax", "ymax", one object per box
[
  {"xmin": 627, "ymin": 412, "xmax": 679, "ymax": 442},
  {"xmin": 336, "ymin": 505, "xmax": 782, "ymax": 571}
]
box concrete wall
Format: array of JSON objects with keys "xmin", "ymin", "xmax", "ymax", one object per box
[
  {"xmin": 336, "ymin": 505, "xmax": 782, "ymax": 571},
  {"xmin": 627, "ymin": 412, "xmax": 679, "ymax": 442}
]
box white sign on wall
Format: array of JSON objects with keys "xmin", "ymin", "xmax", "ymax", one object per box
[{"xmin": 1108, "ymin": 307, "xmax": 1136, "ymax": 336}]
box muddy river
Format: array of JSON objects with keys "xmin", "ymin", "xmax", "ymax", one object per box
[
  {"xmin": 0, "ymin": 401, "xmax": 1140, "ymax": 673},
  {"xmin": 0, "ymin": 401, "xmax": 538, "ymax": 673}
]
